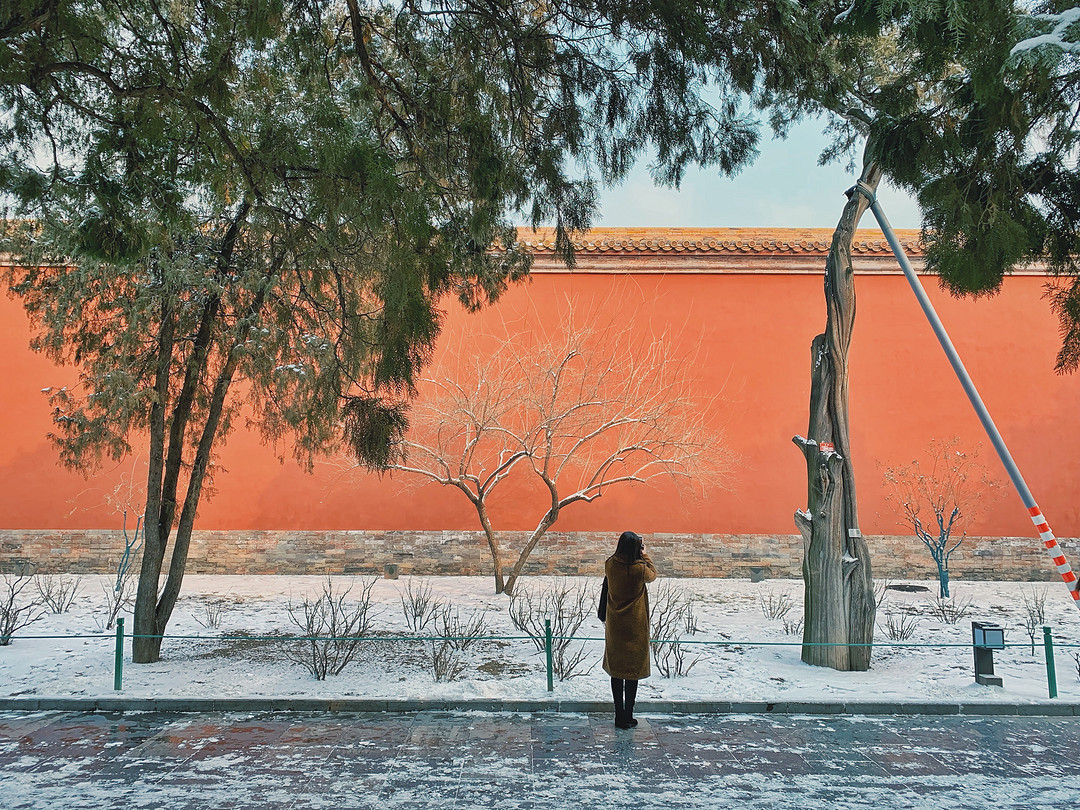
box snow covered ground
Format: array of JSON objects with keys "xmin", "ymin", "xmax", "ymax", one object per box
[{"xmin": 2, "ymin": 575, "xmax": 1078, "ymax": 703}]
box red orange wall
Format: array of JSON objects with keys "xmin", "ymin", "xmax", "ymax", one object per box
[{"xmin": 2, "ymin": 254, "xmax": 1078, "ymax": 539}]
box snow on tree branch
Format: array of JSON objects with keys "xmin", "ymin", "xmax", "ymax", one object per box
[{"xmin": 1012, "ymin": 7, "xmax": 1080, "ymax": 56}]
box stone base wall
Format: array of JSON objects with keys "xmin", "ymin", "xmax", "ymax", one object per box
[{"xmin": 0, "ymin": 529, "xmax": 1074, "ymax": 581}]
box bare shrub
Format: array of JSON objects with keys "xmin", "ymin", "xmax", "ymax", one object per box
[
  {"xmin": 427, "ymin": 639, "xmax": 468, "ymax": 682},
  {"xmin": 759, "ymin": 592, "xmax": 795, "ymax": 621},
  {"xmin": 650, "ymin": 581, "xmax": 700, "ymax": 677},
  {"xmin": 874, "ymin": 579, "xmax": 892, "ymax": 610},
  {"xmin": 34, "ymin": 572, "xmax": 81, "ymax": 614},
  {"xmin": 434, "ymin": 605, "xmax": 489, "ymax": 651},
  {"xmin": 1073, "ymin": 651, "xmax": 1080, "ymax": 683},
  {"xmin": 782, "ymin": 615, "xmax": 804, "ymax": 636},
  {"xmin": 1020, "ymin": 586, "xmax": 1047, "ymax": 655},
  {"xmin": 879, "ymin": 609, "xmax": 919, "ymax": 641},
  {"xmin": 193, "ymin": 597, "xmax": 230, "ymax": 630},
  {"xmin": 507, "ymin": 579, "xmax": 594, "ymax": 680},
  {"xmin": 422, "ymin": 602, "xmax": 489, "ymax": 682},
  {"xmin": 651, "ymin": 637, "xmax": 698, "ymax": 678},
  {"xmin": 286, "ymin": 577, "xmax": 377, "ymax": 680},
  {"xmin": 399, "ymin": 578, "xmax": 442, "ymax": 632},
  {"xmin": 926, "ymin": 592, "xmax": 973, "ymax": 625},
  {"xmin": 1, "ymin": 572, "xmax": 46, "ymax": 645}
]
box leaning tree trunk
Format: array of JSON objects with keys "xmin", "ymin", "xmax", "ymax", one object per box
[
  {"xmin": 475, "ymin": 502, "xmax": 507, "ymax": 594},
  {"xmin": 502, "ymin": 509, "xmax": 559, "ymax": 596},
  {"xmin": 792, "ymin": 154, "xmax": 880, "ymax": 671}
]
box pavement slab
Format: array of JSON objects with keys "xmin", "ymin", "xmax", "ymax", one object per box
[{"xmin": 2, "ymin": 710, "xmax": 1079, "ymax": 808}]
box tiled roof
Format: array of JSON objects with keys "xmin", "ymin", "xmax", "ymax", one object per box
[{"xmin": 516, "ymin": 227, "xmax": 924, "ymax": 256}]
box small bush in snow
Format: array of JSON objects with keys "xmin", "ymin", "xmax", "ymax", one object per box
[
  {"xmin": 286, "ymin": 577, "xmax": 377, "ymax": 680},
  {"xmin": 879, "ymin": 608, "xmax": 918, "ymax": 641},
  {"xmin": 426, "ymin": 638, "xmax": 468, "ymax": 682},
  {"xmin": 399, "ymin": 578, "xmax": 442, "ymax": 632},
  {"xmin": 650, "ymin": 581, "xmax": 700, "ymax": 677},
  {"xmin": 434, "ymin": 605, "xmax": 489, "ymax": 651},
  {"xmin": 34, "ymin": 572, "xmax": 81, "ymax": 614},
  {"xmin": 782, "ymin": 615, "xmax": 804, "ymax": 636},
  {"xmin": 193, "ymin": 597, "xmax": 230, "ymax": 630},
  {"xmin": 759, "ymin": 592, "xmax": 794, "ymax": 621},
  {"xmin": 508, "ymin": 579, "xmax": 594, "ymax": 681},
  {"xmin": 421, "ymin": 603, "xmax": 490, "ymax": 683},
  {"xmin": 926, "ymin": 592, "xmax": 973, "ymax": 625},
  {"xmin": 1, "ymin": 571, "xmax": 46, "ymax": 645}
]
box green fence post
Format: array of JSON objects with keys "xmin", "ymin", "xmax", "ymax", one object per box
[
  {"xmin": 113, "ymin": 617, "xmax": 124, "ymax": 691},
  {"xmin": 1043, "ymin": 625, "xmax": 1058, "ymax": 699},
  {"xmin": 545, "ymin": 619, "xmax": 554, "ymax": 692}
]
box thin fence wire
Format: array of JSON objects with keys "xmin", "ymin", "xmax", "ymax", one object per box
[
  {"xmin": 9, "ymin": 628, "xmax": 1075, "ymax": 696},
  {"xmin": 11, "ymin": 632, "xmax": 1080, "ymax": 648}
]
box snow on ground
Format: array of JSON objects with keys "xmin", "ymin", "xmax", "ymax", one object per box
[{"xmin": 2, "ymin": 575, "xmax": 1078, "ymax": 703}]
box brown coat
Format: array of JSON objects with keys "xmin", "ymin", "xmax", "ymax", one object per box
[{"xmin": 602, "ymin": 551, "xmax": 657, "ymax": 680}]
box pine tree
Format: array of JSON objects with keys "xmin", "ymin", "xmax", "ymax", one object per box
[{"xmin": 0, "ymin": 1, "xmax": 771, "ymax": 661}]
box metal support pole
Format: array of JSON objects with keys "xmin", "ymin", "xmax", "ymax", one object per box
[
  {"xmin": 1044, "ymin": 626, "xmax": 1058, "ymax": 699},
  {"xmin": 545, "ymin": 619, "xmax": 554, "ymax": 692},
  {"xmin": 113, "ymin": 617, "xmax": 124, "ymax": 691},
  {"xmin": 850, "ymin": 181, "xmax": 1080, "ymax": 610}
]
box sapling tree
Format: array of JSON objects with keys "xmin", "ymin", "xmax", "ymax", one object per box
[
  {"xmin": 355, "ymin": 307, "xmax": 734, "ymax": 595},
  {"xmin": 884, "ymin": 439, "xmax": 999, "ymax": 598},
  {"xmin": 1020, "ymin": 586, "xmax": 1048, "ymax": 656}
]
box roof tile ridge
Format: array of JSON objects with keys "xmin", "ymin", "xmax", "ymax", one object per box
[{"xmin": 514, "ymin": 226, "xmax": 924, "ymax": 254}]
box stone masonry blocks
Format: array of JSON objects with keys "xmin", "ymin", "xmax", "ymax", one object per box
[{"xmin": 0, "ymin": 529, "xmax": 1073, "ymax": 580}]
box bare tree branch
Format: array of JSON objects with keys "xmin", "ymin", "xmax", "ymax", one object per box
[
  {"xmin": 883, "ymin": 438, "xmax": 1001, "ymax": 598},
  {"xmin": 367, "ymin": 300, "xmax": 735, "ymax": 594}
]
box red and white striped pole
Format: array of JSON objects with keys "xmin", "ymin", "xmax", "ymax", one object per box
[
  {"xmin": 851, "ymin": 181, "xmax": 1080, "ymax": 609},
  {"xmin": 1028, "ymin": 506, "xmax": 1078, "ymax": 601}
]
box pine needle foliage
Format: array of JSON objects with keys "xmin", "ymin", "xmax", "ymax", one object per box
[{"xmin": 0, "ymin": 0, "xmax": 777, "ymax": 661}]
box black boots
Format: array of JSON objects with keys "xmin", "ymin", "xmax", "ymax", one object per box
[
  {"xmin": 611, "ymin": 677, "xmax": 639, "ymax": 729},
  {"xmin": 624, "ymin": 678, "xmax": 638, "ymax": 728}
]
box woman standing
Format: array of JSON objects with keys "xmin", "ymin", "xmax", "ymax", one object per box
[{"xmin": 602, "ymin": 530, "xmax": 657, "ymax": 729}]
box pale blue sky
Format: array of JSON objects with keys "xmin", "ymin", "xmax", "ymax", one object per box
[{"xmin": 591, "ymin": 118, "xmax": 923, "ymax": 231}]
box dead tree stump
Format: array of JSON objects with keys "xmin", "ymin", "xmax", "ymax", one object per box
[{"xmin": 792, "ymin": 158, "xmax": 880, "ymax": 672}]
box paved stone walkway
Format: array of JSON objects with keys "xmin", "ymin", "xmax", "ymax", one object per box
[{"xmin": 3, "ymin": 710, "xmax": 1078, "ymax": 808}]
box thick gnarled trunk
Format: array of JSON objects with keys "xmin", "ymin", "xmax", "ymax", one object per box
[{"xmin": 793, "ymin": 156, "xmax": 880, "ymax": 672}]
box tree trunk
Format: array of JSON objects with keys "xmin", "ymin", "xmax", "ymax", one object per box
[
  {"xmin": 132, "ymin": 213, "xmax": 261, "ymax": 663},
  {"xmin": 133, "ymin": 305, "xmax": 174, "ymax": 664},
  {"xmin": 793, "ymin": 155, "xmax": 880, "ymax": 672},
  {"xmin": 475, "ymin": 502, "xmax": 507, "ymax": 594},
  {"xmin": 502, "ymin": 509, "xmax": 559, "ymax": 596}
]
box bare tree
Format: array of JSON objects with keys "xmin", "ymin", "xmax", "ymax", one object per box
[
  {"xmin": 883, "ymin": 438, "xmax": 999, "ymax": 598},
  {"xmin": 1, "ymin": 571, "xmax": 46, "ymax": 645},
  {"xmin": 792, "ymin": 156, "xmax": 881, "ymax": 672},
  {"xmin": 372, "ymin": 308, "xmax": 733, "ymax": 594}
]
